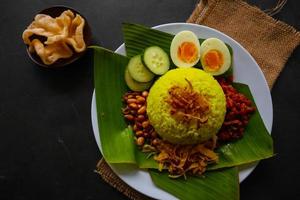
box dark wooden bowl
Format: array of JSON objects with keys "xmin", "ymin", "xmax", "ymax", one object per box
[{"xmin": 25, "ymin": 6, "xmax": 92, "ymax": 68}]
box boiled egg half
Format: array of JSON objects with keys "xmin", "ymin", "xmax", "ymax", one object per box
[
  {"xmin": 200, "ymin": 38, "xmax": 231, "ymax": 76},
  {"xmin": 170, "ymin": 31, "xmax": 201, "ymax": 68}
]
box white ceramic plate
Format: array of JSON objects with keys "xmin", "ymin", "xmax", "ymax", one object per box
[{"xmin": 91, "ymin": 23, "xmax": 273, "ymax": 200}]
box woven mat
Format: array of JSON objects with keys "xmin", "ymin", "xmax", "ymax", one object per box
[{"xmin": 95, "ymin": 0, "xmax": 300, "ymax": 199}]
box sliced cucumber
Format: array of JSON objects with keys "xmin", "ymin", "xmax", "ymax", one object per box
[
  {"xmin": 125, "ymin": 68, "xmax": 152, "ymax": 91},
  {"xmin": 143, "ymin": 46, "xmax": 170, "ymax": 75},
  {"xmin": 127, "ymin": 55, "xmax": 155, "ymax": 82}
]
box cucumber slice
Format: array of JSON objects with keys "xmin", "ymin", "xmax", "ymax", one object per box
[
  {"xmin": 143, "ymin": 46, "xmax": 170, "ymax": 75},
  {"xmin": 125, "ymin": 68, "xmax": 152, "ymax": 91},
  {"xmin": 127, "ymin": 55, "xmax": 155, "ymax": 82}
]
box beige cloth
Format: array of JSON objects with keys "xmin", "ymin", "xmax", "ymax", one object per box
[{"xmin": 95, "ymin": 0, "xmax": 300, "ymax": 199}]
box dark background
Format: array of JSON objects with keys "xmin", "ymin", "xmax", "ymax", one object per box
[{"xmin": 0, "ymin": 0, "xmax": 299, "ymax": 199}]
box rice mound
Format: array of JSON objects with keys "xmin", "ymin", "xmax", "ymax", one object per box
[{"xmin": 147, "ymin": 68, "xmax": 226, "ymax": 144}]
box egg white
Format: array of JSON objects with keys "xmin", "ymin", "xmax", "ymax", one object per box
[
  {"xmin": 170, "ymin": 31, "xmax": 201, "ymax": 68},
  {"xmin": 200, "ymin": 38, "xmax": 231, "ymax": 76}
]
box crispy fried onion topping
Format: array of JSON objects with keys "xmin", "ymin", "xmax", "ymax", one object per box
[
  {"xmin": 147, "ymin": 137, "xmax": 218, "ymax": 178},
  {"xmin": 166, "ymin": 79, "xmax": 210, "ymax": 126}
]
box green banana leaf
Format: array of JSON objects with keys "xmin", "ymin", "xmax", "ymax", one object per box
[
  {"xmin": 150, "ymin": 167, "xmax": 239, "ymax": 200},
  {"xmin": 209, "ymin": 83, "xmax": 274, "ymax": 170},
  {"xmin": 122, "ymin": 22, "xmax": 233, "ymax": 77},
  {"xmin": 93, "ymin": 46, "xmax": 157, "ymax": 168},
  {"xmin": 93, "ymin": 46, "xmax": 273, "ymax": 170}
]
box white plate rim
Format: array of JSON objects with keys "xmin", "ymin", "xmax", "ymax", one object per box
[{"xmin": 91, "ymin": 22, "xmax": 273, "ymax": 200}]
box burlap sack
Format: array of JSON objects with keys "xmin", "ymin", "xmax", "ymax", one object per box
[
  {"xmin": 95, "ymin": 0, "xmax": 300, "ymax": 199},
  {"xmin": 187, "ymin": 0, "xmax": 300, "ymax": 88}
]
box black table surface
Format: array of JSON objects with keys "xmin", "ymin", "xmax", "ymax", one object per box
[{"xmin": 1, "ymin": 0, "xmax": 299, "ymax": 199}]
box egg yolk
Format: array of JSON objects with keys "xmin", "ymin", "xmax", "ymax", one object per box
[
  {"xmin": 204, "ymin": 50, "xmax": 223, "ymax": 71},
  {"xmin": 177, "ymin": 42, "xmax": 198, "ymax": 63}
]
